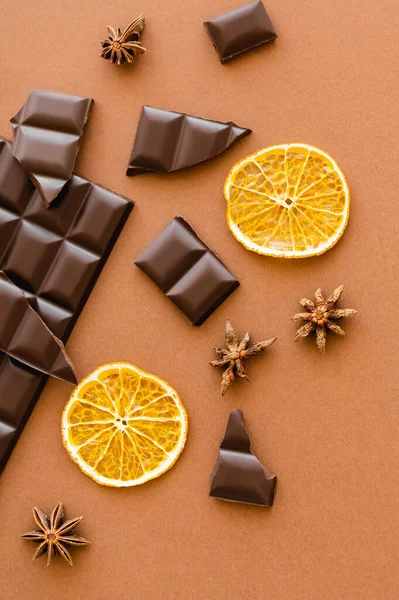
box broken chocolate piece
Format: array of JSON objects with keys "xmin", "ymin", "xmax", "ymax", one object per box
[
  {"xmin": 210, "ymin": 409, "xmax": 277, "ymax": 506},
  {"xmin": 126, "ymin": 106, "xmax": 251, "ymax": 175},
  {"xmin": 204, "ymin": 0, "xmax": 277, "ymax": 63},
  {"xmin": 0, "ymin": 138, "xmax": 133, "ymax": 474},
  {"xmin": 10, "ymin": 89, "xmax": 93, "ymax": 205},
  {"xmin": 0, "ymin": 272, "xmax": 76, "ymax": 383},
  {"xmin": 135, "ymin": 216, "xmax": 239, "ymax": 325}
]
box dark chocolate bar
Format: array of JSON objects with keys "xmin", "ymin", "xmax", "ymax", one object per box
[
  {"xmin": 0, "ymin": 272, "xmax": 76, "ymax": 383},
  {"xmin": 11, "ymin": 89, "xmax": 93, "ymax": 206},
  {"xmin": 210, "ymin": 409, "xmax": 277, "ymax": 506},
  {"xmin": 135, "ymin": 216, "xmax": 239, "ymax": 325},
  {"xmin": 0, "ymin": 139, "xmax": 133, "ymax": 473},
  {"xmin": 204, "ymin": 0, "xmax": 277, "ymax": 63},
  {"xmin": 126, "ymin": 106, "xmax": 251, "ymax": 175}
]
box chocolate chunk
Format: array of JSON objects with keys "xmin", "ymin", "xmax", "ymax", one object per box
[
  {"xmin": 204, "ymin": 0, "xmax": 277, "ymax": 63},
  {"xmin": 126, "ymin": 106, "xmax": 251, "ymax": 175},
  {"xmin": 10, "ymin": 89, "xmax": 93, "ymax": 205},
  {"xmin": 0, "ymin": 272, "xmax": 76, "ymax": 383},
  {"xmin": 135, "ymin": 216, "xmax": 239, "ymax": 325},
  {"xmin": 210, "ymin": 409, "xmax": 277, "ymax": 506},
  {"xmin": 0, "ymin": 138, "xmax": 133, "ymax": 473}
]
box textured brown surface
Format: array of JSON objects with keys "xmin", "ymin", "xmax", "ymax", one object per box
[{"xmin": 0, "ymin": 0, "xmax": 398, "ymax": 598}]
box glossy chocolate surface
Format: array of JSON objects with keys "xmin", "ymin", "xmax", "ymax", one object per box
[
  {"xmin": 0, "ymin": 272, "xmax": 76, "ymax": 383},
  {"xmin": 204, "ymin": 0, "xmax": 277, "ymax": 63},
  {"xmin": 11, "ymin": 89, "xmax": 93, "ymax": 205},
  {"xmin": 210, "ymin": 409, "xmax": 277, "ymax": 506},
  {"xmin": 0, "ymin": 355, "xmax": 46, "ymax": 465},
  {"xmin": 0, "ymin": 138, "xmax": 133, "ymax": 473},
  {"xmin": 135, "ymin": 216, "xmax": 239, "ymax": 325},
  {"xmin": 126, "ymin": 106, "xmax": 251, "ymax": 175}
]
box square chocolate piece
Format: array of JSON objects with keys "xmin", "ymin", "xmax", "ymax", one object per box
[
  {"xmin": 204, "ymin": 0, "xmax": 277, "ymax": 63},
  {"xmin": 135, "ymin": 217, "xmax": 239, "ymax": 325}
]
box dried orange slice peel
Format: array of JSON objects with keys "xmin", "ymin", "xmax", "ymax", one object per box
[
  {"xmin": 61, "ymin": 363, "xmax": 188, "ymax": 487},
  {"xmin": 224, "ymin": 143, "xmax": 350, "ymax": 258}
]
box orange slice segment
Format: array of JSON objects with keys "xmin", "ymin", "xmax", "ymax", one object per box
[
  {"xmin": 61, "ymin": 363, "xmax": 188, "ymax": 487},
  {"xmin": 224, "ymin": 143, "xmax": 350, "ymax": 258}
]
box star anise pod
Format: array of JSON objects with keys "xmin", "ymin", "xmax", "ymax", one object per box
[
  {"xmin": 22, "ymin": 502, "xmax": 90, "ymax": 566},
  {"xmin": 210, "ymin": 318, "xmax": 277, "ymax": 396},
  {"xmin": 101, "ymin": 14, "xmax": 146, "ymax": 65},
  {"xmin": 293, "ymin": 285, "xmax": 357, "ymax": 354}
]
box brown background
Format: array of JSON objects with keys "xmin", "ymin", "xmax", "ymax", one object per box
[{"xmin": 0, "ymin": 0, "xmax": 398, "ymax": 598}]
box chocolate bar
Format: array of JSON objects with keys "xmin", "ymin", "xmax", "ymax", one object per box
[
  {"xmin": 210, "ymin": 409, "xmax": 277, "ymax": 506},
  {"xmin": 126, "ymin": 106, "xmax": 251, "ymax": 175},
  {"xmin": 11, "ymin": 89, "xmax": 93, "ymax": 206},
  {"xmin": 204, "ymin": 0, "xmax": 277, "ymax": 63},
  {"xmin": 135, "ymin": 216, "xmax": 239, "ymax": 325},
  {"xmin": 0, "ymin": 272, "xmax": 76, "ymax": 383},
  {"xmin": 0, "ymin": 139, "xmax": 133, "ymax": 473}
]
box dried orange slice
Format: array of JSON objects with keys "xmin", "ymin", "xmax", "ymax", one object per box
[
  {"xmin": 61, "ymin": 363, "xmax": 188, "ymax": 487},
  {"xmin": 224, "ymin": 144, "xmax": 350, "ymax": 258}
]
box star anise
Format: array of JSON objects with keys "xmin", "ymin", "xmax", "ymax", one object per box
[
  {"xmin": 210, "ymin": 319, "xmax": 277, "ymax": 396},
  {"xmin": 22, "ymin": 502, "xmax": 90, "ymax": 566},
  {"xmin": 293, "ymin": 285, "xmax": 357, "ymax": 353},
  {"xmin": 101, "ymin": 14, "xmax": 146, "ymax": 65}
]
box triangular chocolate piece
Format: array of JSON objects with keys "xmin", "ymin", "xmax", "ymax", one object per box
[
  {"xmin": 210, "ymin": 409, "xmax": 276, "ymax": 506},
  {"xmin": 126, "ymin": 106, "xmax": 251, "ymax": 175},
  {"xmin": 0, "ymin": 272, "xmax": 76, "ymax": 384}
]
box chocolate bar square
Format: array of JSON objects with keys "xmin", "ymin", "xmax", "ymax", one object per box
[
  {"xmin": 135, "ymin": 216, "xmax": 239, "ymax": 325},
  {"xmin": 204, "ymin": 0, "xmax": 277, "ymax": 63},
  {"xmin": 0, "ymin": 420, "xmax": 18, "ymax": 466},
  {"xmin": 135, "ymin": 216, "xmax": 207, "ymax": 292},
  {"xmin": 0, "ymin": 356, "xmax": 44, "ymax": 426},
  {"xmin": 3, "ymin": 221, "xmax": 63, "ymax": 292},
  {"xmin": 39, "ymin": 242, "xmax": 100, "ymax": 311}
]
